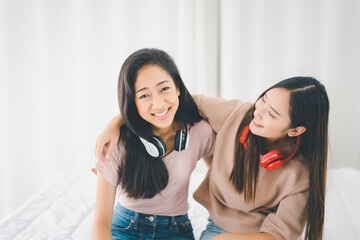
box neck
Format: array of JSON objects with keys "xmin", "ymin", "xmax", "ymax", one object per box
[
  {"xmin": 263, "ymin": 136, "xmax": 292, "ymax": 152},
  {"xmin": 152, "ymin": 120, "xmax": 184, "ymax": 156},
  {"xmin": 152, "ymin": 120, "xmax": 182, "ymax": 139}
]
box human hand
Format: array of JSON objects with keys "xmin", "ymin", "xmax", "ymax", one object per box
[
  {"xmin": 94, "ymin": 115, "xmax": 122, "ymax": 164},
  {"xmin": 95, "ymin": 130, "xmax": 118, "ymax": 165}
]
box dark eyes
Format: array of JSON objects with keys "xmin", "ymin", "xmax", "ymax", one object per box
[
  {"xmin": 138, "ymin": 87, "xmax": 170, "ymax": 99},
  {"xmin": 160, "ymin": 87, "xmax": 169, "ymax": 92},
  {"xmin": 261, "ymin": 96, "xmax": 276, "ymax": 119},
  {"xmin": 139, "ymin": 94, "xmax": 150, "ymax": 99}
]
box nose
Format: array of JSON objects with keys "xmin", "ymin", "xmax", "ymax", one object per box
[
  {"xmin": 254, "ymin": 105, "xmax": 265, "ymax": 120},
  {"xmin": 151, "ymin": 93, "xmax": 166, "ymax": 109}
]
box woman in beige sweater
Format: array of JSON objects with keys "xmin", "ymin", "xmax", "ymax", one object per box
[{"xmin": 95, "ymin": 77, "xmax": 329, "ymax": 240}]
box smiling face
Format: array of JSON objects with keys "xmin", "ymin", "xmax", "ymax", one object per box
[
  {"xmin": 134, "ymin": 64, "xmax": 180, "ymax": 133},
  {"xmin": 249, "ymin": 87, "xmax": 294, "ymax": 141}
]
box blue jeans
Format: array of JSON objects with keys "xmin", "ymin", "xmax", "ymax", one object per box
[
  {"xmin": 200, "ymin": 217, "xmax": 228, "ymax": 240},
  {"xmin": 111, "ymin": 203, "xmax": 195, "ymax": 240}
]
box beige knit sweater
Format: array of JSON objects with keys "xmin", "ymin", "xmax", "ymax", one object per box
[{"xmin": 192, "ymin": 95, "xmax": 309, "ymax": 240}]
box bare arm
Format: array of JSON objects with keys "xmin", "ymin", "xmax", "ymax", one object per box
[
  {"xmin": 211, "ymin": 232, "xmax": 275, "ymax": 240},
  {"xmin": 92, "ymin": 174, "xmax": 117, "ymax": 240},
  {"xmin": 95, "ymin": 114, "xmax": 123, "ymax": 164}
]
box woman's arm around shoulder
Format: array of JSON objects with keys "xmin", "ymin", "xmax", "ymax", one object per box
[
  {"xmin": 95, "ymin": 115, "xmax": 124, "ymax": 164},
  {"xmin": 92, "ymin": 173, "xmax": 117, "ymax": 240},
  {"xmin": 192, "ymin": 94, "xmax": 250, "ymax": 133}
]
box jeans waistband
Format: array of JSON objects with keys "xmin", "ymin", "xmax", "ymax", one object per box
[{"xmin": 114, "ymin": 203, "xmax": 189, "ymax": 225}]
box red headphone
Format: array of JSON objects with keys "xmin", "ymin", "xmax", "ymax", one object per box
[{"xmin": 240, "ymin": 125, "xmax": 300, "ymax": 171}]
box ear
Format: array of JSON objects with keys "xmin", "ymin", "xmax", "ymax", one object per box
[
  {"xmin": 287, "ymin": 126, "xmax": 307, "ymax": 137},
  {"xmin": 177, "ymin": 88, "xmax": 180, "ymax": 96}
]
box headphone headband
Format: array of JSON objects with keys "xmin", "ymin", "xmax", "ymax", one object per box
[{"xmin": 280, "ymin": 135, "xmax": 300, "ymax": 162}]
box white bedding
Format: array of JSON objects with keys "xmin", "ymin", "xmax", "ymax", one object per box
[{"xmin": 0, "ymin": 167, "xmax": 359, "ymax": 240}]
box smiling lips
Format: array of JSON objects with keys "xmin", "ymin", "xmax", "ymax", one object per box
[
  {"xmin": 254, "ymin": 119, "xmax": 264, "ymax": 128},
  {"xmin": 152, "ymin": 107, "xmax": 170, "ymax": 120}
]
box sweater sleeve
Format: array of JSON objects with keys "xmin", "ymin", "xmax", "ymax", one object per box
[
  {"xmin": 192, "ymin": 94, "xmax": 242, "ymax": 133},
  {"xmin": 260, "ymin": 187, "xmax": 309, "ymax": 240}
]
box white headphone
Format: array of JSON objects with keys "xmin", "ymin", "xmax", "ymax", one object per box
[{"xmin": 139, "ymin": 123, "xmax": 189, "ymax": 158}]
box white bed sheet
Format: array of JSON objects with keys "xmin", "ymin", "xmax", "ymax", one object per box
[{"xmin": 0, "ymin": 167, "xmax": 359, "ymax": 240}]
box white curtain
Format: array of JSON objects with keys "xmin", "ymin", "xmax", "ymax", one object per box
[{"xmin": 1, "ymin": 0, "xmax": 359, "ymax": 219}]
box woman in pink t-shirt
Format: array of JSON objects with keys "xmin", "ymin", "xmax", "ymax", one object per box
[{"xmin": 92, "ymin": 48, "xmax": 215, "ymax": 240}]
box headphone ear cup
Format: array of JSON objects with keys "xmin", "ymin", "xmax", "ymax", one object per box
[
  {"xmin": 152, "ymin": 136, "xmax": 167, "ymax": 157},
  {"xmin": 265, "ymin": 159, "xmax": 286, "ymax": 171},
  {"xmin": 260, "ymin": 136, "xmax": 301, "ymax": 170},
  {"xmin": 184, "ymin": 130, "xmax": 189, "ymax": 149},
  {"xmin": 174, "ymin": 130, "xmax": 186, "ymax": 151},
  {"xmin": 139, "ymin": 136, "xmax": 167, "ymax": 158},
  {"xmin": 259, "ymin": 149, "xmax": 285, "ymax": 168}
]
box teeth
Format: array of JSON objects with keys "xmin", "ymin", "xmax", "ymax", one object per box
[
  {"xmin": 154, "ymin": 108, "xmax": 169, "ymax": 117},
  {"xmin": 255, "ymin": 119, "xmax": 263, "ymax": 127}
]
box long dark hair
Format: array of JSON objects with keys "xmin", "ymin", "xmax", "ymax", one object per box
[
  {"xmin": 230, "ymin": 76, "xmax": 329, "ymax": 240},
  {"xmin": 117, "ymin": 48, "xmax": 202, "ymax": 198}
]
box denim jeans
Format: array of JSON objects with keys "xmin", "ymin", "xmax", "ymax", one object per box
[
  {"xmin": 200, "ymin": 217, "xmax": 228, "ymax": 240},
  {"xmin": 111, "ymin": 203, "xmax": 195, "ymax": 240}
]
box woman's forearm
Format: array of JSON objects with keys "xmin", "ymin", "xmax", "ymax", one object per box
[
  {"xmin": 92, "ymin": 222, "xmax": 112, "ymax": 240},
  {"xmin": 211, "ymin": 232, "xmax": 275, "ymax": 240},
  {"xmin": 106, "ymin": 114, "xmax": 123, "ymax": 130}
]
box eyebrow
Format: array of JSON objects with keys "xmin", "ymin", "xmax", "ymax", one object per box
[
  {"xmin": 264, "ymin": 93, "xmax": 282, "ymax": 117},
  {"xmin": 136, "ymin": 80, "xmax": 169, "ymax": 93}
]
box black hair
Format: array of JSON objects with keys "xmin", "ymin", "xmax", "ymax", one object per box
[
  {"xmin": 230, "ymin": 76, "xmax": 329, "ymax": 240},
  {"xmin": 117, "ymin": 48, "xmax": 202, "ymax": 198}
]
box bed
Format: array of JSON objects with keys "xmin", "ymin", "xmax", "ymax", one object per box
[{"xmin": 1, "ymin": 166, "xmax": 359, "ymax": 240}]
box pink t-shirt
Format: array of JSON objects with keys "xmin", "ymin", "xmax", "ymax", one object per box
[{"xmin": 92, "ymin": 120, "xmax": 215, "ymax": 216}]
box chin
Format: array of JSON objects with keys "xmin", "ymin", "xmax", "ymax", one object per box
[
  {"xmin": 249, "ymin": 124, "xmax": 257, "ymax": 135},
  {"xmin": 249, "ymin": 126, "xmax": 265, "ymax": 138},
  {"xmin": 153, "ymin": 119, "xmax": 174, "ymax": 129}
]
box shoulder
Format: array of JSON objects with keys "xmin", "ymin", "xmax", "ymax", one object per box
[
  {"xmin": 190, "ymin": 120, "xmax": 215, "ymax": 136},
  {"xmin": 109, "ymin": 140, "xmax": 126, "ymax": 165},
  {"xmin": 259, "ymin": 153, "xmax": 309, "ymax": 194},
  {"xmin": 114, "ymin": 140, "xmax": 125, "ymax": 154},
  {"xmin": 187, "ymin": 120, "xmax": 215, "ymax": 157},
  {"xmin": 191, "ymin": 119, "xmax": 212, "ymax": 130},
  {"xmin": 286, "ymin": 153, "xmax": 309, "ymax": 175},
  {"xmin": 280, "ymin": 153, "xmax": 309, "ymax": 190}
]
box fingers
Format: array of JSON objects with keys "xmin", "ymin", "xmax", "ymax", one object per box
[
  {"xmin": 95, "ymin": 137, "xmax": 107, "ymax": 164},
  {"xmin": 94, "ymin": 130, "xmax": 119, "ymax": 165},
  {"xmin": 94, "ymin": 140, "xmax": 99, "ymax": 161},
  {"xmin": 101, "ymin": 143, "xmax": 109, "ymax": 164},
  {"xmin": 105, "ymin": 140, "xmax": 116, "ymax": 161}
]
